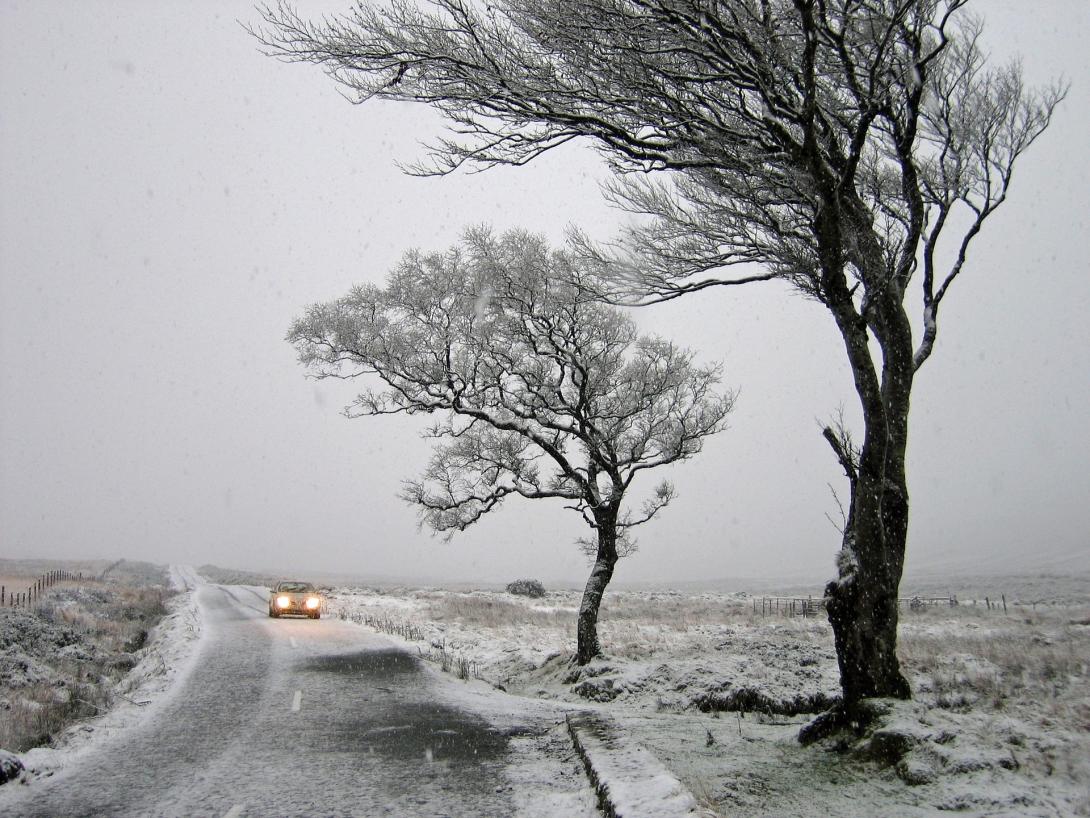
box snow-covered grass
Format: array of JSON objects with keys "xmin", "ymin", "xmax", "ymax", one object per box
[
  {"xmin": 327, "ymin": 579, "xmax": 1090, "ymax": 817},
  {"xmin": 899, "ymin": 604, "xmax": 1090, "ymax": 711},
  {"xmin": 328, "ymin": 587, "xmax": 839, "ymax": 712},
  {"xmin": 3, "ymin": 566, "xmax": 1085, "ymax": 813},
  {"xmin": 0, "ymin": 564, "xmax": 207, "ymax": 788},
  {"xmin": 5, "ymin": 568, "xmax": 204, "ymax": 787},
  {"xmin": 0, "ymin": 581, "xmax": 171, "ymax": 753}
]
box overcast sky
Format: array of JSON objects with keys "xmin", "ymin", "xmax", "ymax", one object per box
[{"xmin": 1, "ymin": 0, "xmax": 1088, "ymax": 586}]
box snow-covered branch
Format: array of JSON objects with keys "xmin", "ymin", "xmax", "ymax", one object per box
[{"xmin": 287, "ymin": 228, "xmax": 733, "ymax": 552}]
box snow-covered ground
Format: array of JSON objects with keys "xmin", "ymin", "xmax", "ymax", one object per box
[
  {"xmin": 0, "ymin": 565, "xmax": 204, "ymax": 787},
  {"xmin": 325, "ymin": 581, "xmax": 1090, "ymax": 817},
  {"xmin": 5, "ymin": 568, "xmax": 1086, "ymax": 815},
  {"xmin": 3, "ymin": 572, "xmax": 603, "ymax": 817}
]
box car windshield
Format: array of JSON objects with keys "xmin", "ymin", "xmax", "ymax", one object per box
[{"xmin": 276, "ymin": 582, "xmax": 314, "ymax": 593}]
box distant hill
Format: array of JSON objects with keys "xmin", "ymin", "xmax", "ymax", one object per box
[{"xmin": 906, "ymin": 545, "xmax": 1090, "ymax": 579}]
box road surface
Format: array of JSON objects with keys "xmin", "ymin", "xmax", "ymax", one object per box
[{"xmin": 2, "ymin": 577, "xmax": 594, "ymax": 817}]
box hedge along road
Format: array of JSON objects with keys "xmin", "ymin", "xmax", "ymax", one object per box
[{"xmin": 2, "ymin": 581, "xmax": 591, "ymax": 817}]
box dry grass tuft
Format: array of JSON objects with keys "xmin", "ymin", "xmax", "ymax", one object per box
[
  {"xmin": 0, "ymin": 572, "xmax": 173, "ymax": 754},
  {"xmin": 898, "ymin": 605, "xmax": 1090, "ymax": 714},
  {"xmin": 422, "ymin": 592, "xmax": 571, "ymax": 628},
  {"xmin": 600, "ymin": 593, "xmax": 750, "ymax": 626},
  {"xmin": 0, "ymin": 680, "xmax": 112, "ymax": 753}
]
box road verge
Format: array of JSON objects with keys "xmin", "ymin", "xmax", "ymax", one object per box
[{"xmin": 566, "ymin": 711, "xmax": 698, "ymax": 817}]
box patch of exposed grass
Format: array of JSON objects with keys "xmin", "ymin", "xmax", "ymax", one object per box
[
  {"xmin": 0, "ymin": 679, "xmax": 112, "ymax": 753},
  {"xmin": 0, "ymin": 571, "xmax": 175, "ymax": 755},
  {"xmin": 600, "ymin": 592, "xmax": 750, "ymax": 625},
  {"xmin": 418, "ymin": 641, "xmax": 481, "ymax": 680},
  {"xmin": 422, "ymin": 592, "xmax": 572, "ymax": 628},
  {"xmin": 898, "ymin": 606, "xmax": 1090, "ymax": 714},
  {"xmin": 417, "ymin": 588, "xmax": 762, "ymax": 635}
]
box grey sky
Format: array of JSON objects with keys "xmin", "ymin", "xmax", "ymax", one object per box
[{"xmin": 1, "ymin": 0, "xmax": 1087, "ymax": 585}]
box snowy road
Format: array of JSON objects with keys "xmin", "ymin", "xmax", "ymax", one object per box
[{"xmin": 3, "ymin": 580, "xmax": 594, "ymax": 817}]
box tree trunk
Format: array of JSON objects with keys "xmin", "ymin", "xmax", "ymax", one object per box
[
  {"xmin": 802, "ymin": 307, "xmax": 914, "ymax": 745},
  {"xmin": 824, "ymin": 432, "xmax": 913, "ymax": 702},
  {"xmin": 824, "ymin": 293, "xmax": 915, "ymax": 705},
  {"xmin": 575, "ymin": 512, "xmax": 619, "ymax": 665},
  {"xmin": 824, "ymin": 511, "xmax": 912, "ymax": 703}
]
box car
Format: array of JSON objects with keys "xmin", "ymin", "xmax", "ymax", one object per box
[{"xmin": 268, "ymin": 581, "xmax": 323, "ymax": 619}]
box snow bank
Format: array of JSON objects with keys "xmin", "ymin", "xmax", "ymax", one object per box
[
  {"xmin": 4, "ymin": 566, "xmax": 204, "ymax": 785},
  {"xmin": 567, "ymin": 711, "xmax": 698, "ymax": 817}
]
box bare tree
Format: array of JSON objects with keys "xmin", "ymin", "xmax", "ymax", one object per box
[
  {"xmin": 254, "ymin": 0, "xmax": 1063, "ymax": 726},
  {"xmin": 288, "ymin": 229, "xmax": 733, "ymax": 664}
]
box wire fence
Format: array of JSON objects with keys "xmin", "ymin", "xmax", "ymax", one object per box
[
  {"xmin": 752, "ymin": 596, "xmax": 826, "ymax": 617},
  {"xmin": 751, "ymin": 593, "xmax": 1017, "ymax": 617},
  {"xmin": 2, "ymin": 569, "xmax": 84, "ymax": 609}
]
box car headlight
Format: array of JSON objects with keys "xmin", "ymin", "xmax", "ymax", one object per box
[
  {"xmin": 305, "ymin": 597, "xmax": 321, "ymax": 610},
  {"xmin": 276, "ymin": 596, "xmax": 291, "ymax": 608}
]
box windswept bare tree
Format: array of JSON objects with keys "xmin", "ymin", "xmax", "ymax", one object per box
[
  {"xmin": 255, "ymin": 0, "xmax": 1063, "ymax": 727},
  {"xmin": 288, "ymin": 229, "xmax": 733, "ymax": 663}
]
